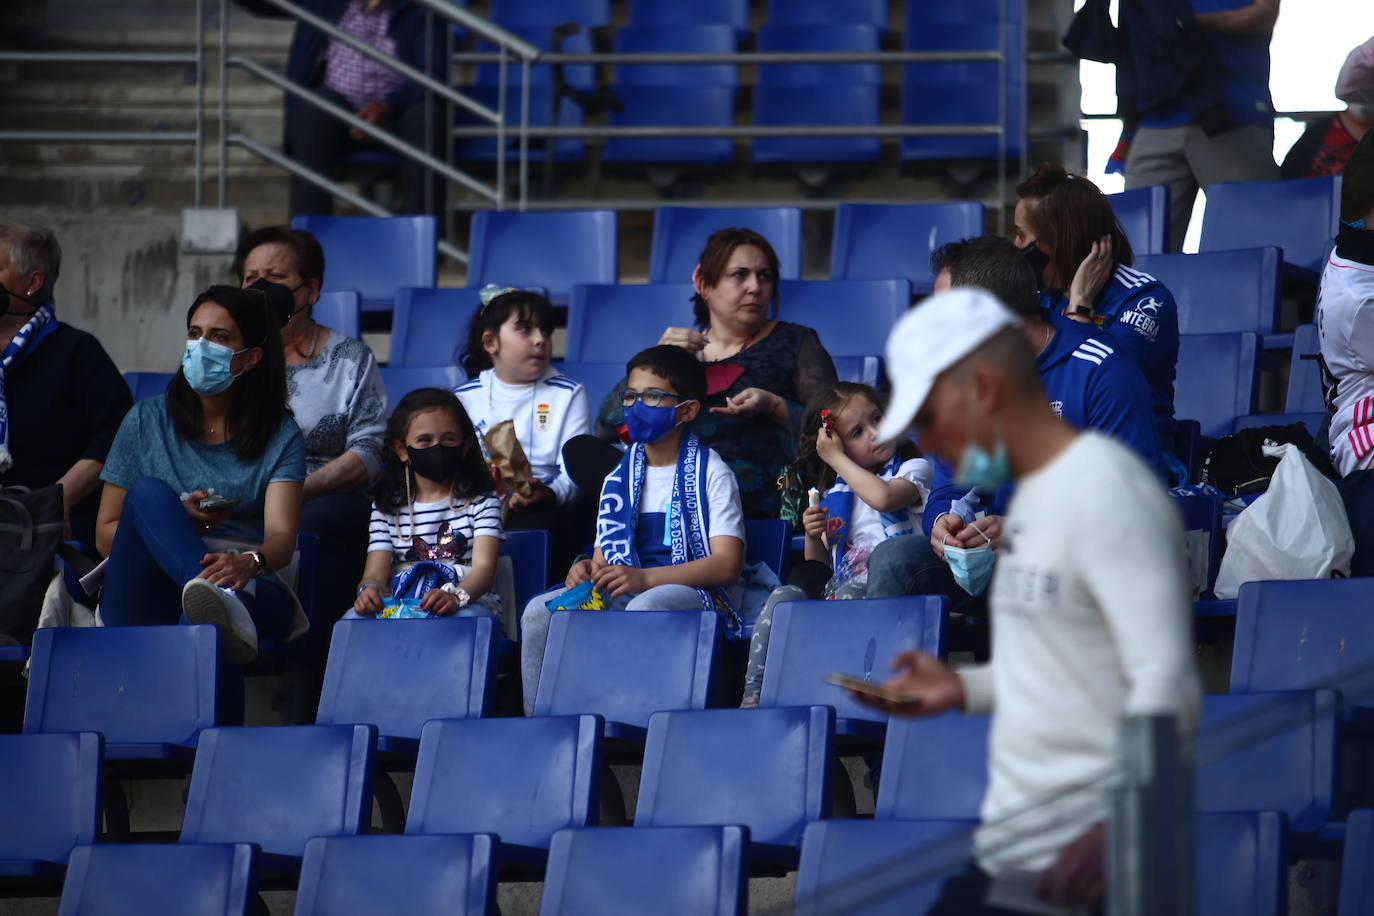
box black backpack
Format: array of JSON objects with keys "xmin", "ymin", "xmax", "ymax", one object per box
[
  {"xmin": 0, "ymin": 484, "xmax": 66, "ymax": 645},
  {"xmin": 1201, "ymin": 423, "xmax": 1338, "ymax": 496}
]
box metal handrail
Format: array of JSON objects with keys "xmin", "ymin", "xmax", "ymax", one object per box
[
  {"xmin": 425, "ymin": 0, "xmax": 540, "ymax": 61},
  {"xmin": 449, "ymin": 124, "xmax": 1005, "ymax": 138},
  {"xmin": 452, "ymin": 50, "xmax": 1005, "ymax": 64}
]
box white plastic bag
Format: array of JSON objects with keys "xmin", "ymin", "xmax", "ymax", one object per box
[{"xmin": 1214, "ymin": 443, "xmax": 1354, "ymax": 599}]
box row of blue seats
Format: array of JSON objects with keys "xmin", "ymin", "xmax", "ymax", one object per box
[{"xmin": 483, "ymin": 0, "xmax": 899, "ymax": 35}]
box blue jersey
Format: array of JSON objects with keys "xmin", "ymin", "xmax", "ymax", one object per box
[
  {"xmin": 1139, "ymin": 0, "xmax": 1273, "ymax": 128},
  {"xmin": 1043, "ymin": 264, "xmax": 1179, "ymax": 424},
  {"xmin": 923, "ymin": 321, "xmax": 1165, "ymax": 535}
]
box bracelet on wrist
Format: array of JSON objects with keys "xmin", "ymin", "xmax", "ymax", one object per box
[
  {"xmin": 356, "ymin": 583, "xmax": 379, "ymax": 597},
  {"xmin": 439, "ymin": 582, "xmax": 471, "ymax": 607}
]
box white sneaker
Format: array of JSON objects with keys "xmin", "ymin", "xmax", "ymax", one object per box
[{"xmin": 181, "ymin": 578, "xmax": 259, "ymax": 664}]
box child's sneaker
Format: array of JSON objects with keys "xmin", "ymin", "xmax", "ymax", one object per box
[{"xmin": 181, "ymin": 578, "xmax": 259, "ymax": 664}]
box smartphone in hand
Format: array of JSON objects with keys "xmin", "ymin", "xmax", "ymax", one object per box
[
  {"xmin": 825, "ymin": 672, "xmax": 921, "ymax": 706},
  {"xmin": 198, "ymin": 495, "xmax": 241, "ymax": 512}
]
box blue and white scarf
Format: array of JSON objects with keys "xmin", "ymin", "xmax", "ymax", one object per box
[
  {"xmin": 597, "ymin": 430, "xmax": 743, "ymax": 638},
  {"xmin": 820, "ymin": 454, "xmax": 916, "ymax": 565},
  {"xmin": 0, "ymin": 303, "xmax": 56, "ymax": 473}
]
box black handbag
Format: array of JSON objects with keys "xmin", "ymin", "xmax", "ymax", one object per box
[{"xmin": 0, "ymin": 484, "xmax": 67, "ymax": 645}]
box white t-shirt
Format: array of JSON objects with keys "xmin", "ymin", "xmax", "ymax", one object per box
[
  {"xmin": 831, "ymin": 457, "xmax": 931, "ymax": 552},
  {"xmin": 596, "ymin": 448, "xmax": 746, "ymax": 551},
  {"xmin": 959, "ymin": 433, "xmax": 1200, "ymax": 876},
  {"xmin": 368, "ymin": 493, "xmax": 504, "ymax": 564},
  {"xmin": 1317, "ymin": 249, "xmax": 1374, "ymax": 476}
]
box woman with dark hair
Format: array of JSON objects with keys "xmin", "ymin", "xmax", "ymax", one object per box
[
  {"xmin": 1014, "ymin": 164, "xmax": 1181, "ymax": 455},
  {"xmin": 236, "ymin": 226, "xmax": 387, "ymax": 628},
  {"xmin": 595, "ymin": 227, "xmax": 838, "ymax": 519},
  {"xmin": 95, "ymin": 285, "xmax": 306, "ymax": 663}
]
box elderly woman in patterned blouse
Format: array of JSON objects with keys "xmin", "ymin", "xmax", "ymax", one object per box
[{"xmin": 235, "ymin": 226, "xmax": 387, "ymax": 625}]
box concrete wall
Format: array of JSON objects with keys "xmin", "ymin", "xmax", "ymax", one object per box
[{"xmin": 0, "ymin": 211, "xmax": 236, "ymax": 373}]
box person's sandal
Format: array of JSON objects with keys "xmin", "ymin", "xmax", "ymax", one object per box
[
  {"xmin": 181, "ymin": 578, "xmax": 260, "ymax": 664},
  {"xmin": 739, "ymin": 696, "xmax": 760, "ymax": 709}
]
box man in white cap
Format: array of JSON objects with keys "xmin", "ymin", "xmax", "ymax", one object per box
[
  {"xmin": 852, "ymin": 288, "xmax": 1200, "ymax": 913},
  {"xmin": 1281, "ymin": 35, "xmax": 1374, "ymax": 179}
]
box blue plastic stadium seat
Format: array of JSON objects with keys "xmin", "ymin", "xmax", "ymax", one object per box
[
  {"xmin": 312, "ymin": 290, "xmax": 361, "ymax": 340},
  {"xmin": 833, "ymin": 355, "xmax": 882, "ymax": 387},
  {"xmin": 635, "ymin": 706, "xmax": 834, "ymax": 865},
  {"xmin": 472, "ymin": 27, "xmax": 595, "ymax": 90},
  {"xmin": 542, "ymin": 826, "xmax": 747, "ymax": 916},
  {"xmin": 759, "ymin": 597, "xmax": 946, "ymax": 738},
  {"xmin": 1195, "ymin": 811, "xmax": 1286, "ymax": 916},
  {"xmin": 468, "ymin": 210, "xmax": 618, "ymax": 302},
  {"xmin": 1134, "ymin": 247, "xmax": 1280, "ymax": 336},
  {"xmin": 1339, "ymin": 808, "xmax": 1374, "ymax": 915},
  {"xmin": 1175, "ymin": 332, "xmax": 1259, "ymax": 439},
  {"xmin": 565, "ymin": 283, "xmax": 697, "ymax": 364},
  {"xmin": 551, "ymin": 361, "xmax": 625, "ymax": 413},
  {"xmin": 123, "ymin": 371, "xmax": 174, "ymax": 403},
  {"xmin": 901, "ymin": 2, "xmax": 1024, "ymax": 162},
  {"xmin": 180, "ymin": 725, "xmax": 375, "ymax": 874},
  {"xmin": 0, "ymin": 732, "xmax": 102, "ymax": 885},
  {"xmin": 454, "ymin": 85, "xmax": 587, "ymax": 165},
  {"xmin": 24, "ymin": 625, "xmax": 220, "ymax": 764},
  {"xmin": 875, "ymin": 712, "xmax": 989, "ymax": 821},
  {"xmin": 603, "ymin": 26, "xmax": 739, "ymax": 167},
  {"xmin": 1109, "ymin": 185, "xmax": 1170, "ymax": 256},
  {"xmin": 316, "ymin": 617, "xmax": 497, "ymax": 754},
  {"xmin": 628, "ymin": 0, "xmax": 749, "ymax": 35},
  {"xmin": 58, "ymin": 843, "xmax": 258, "ymax": 916},
  {"xmin": 504, "ymin": 529, "xmax": 552, "ymax": 618},
  {"xmin": 489, "ymin": 0, "xmax": 611, "ymax": 29},
  {"xmin": 745, "ymin": 518, "xmax": 791, "ymax": 582},
  {"xmin": 1199, "ymin": 176, "xmax": 1341, "ymax": 279},
  {"xmin": 767, "ymin": 0, "xmax": 889, "ymax": 30},
  {"xmin": 1170, "ymin": 486, "xmax": 1223, "ymax": 599},
  {"xmin": 795, "ymin": 819, "xmax": 973, "ymax": 916},
  {"xmin": 649, "ymin": 206, "xmax": 803, "ymax": 284},
  {"xmin": 535, "ymin": 610, "xmax": 720, "ymax": 740},
  {"xmin": 390, "ymin": 287, "xmax": 482, "ymax": 368},
  {"xmin": 830, "ymin": 202, "xmax": 985, "ymax": 291},
  {"xmin": 289, "ymin": 216, "xmax": 436, "ymax": 313},
  {"xmin": 1195, "ymin": 691, "xmax": 1339, "ymax": 835},
  {"xmin": 295, "ymin": 835, "xmax": 497, "ymax": 916},
  {"xmin": 753, "ymin": 25, "xmax": 882, "ymax": 165},
  {"xmin": 1286, "ymin": 323, "xmax": 1325, "ymax": 413},
  {"xmin": 1232, "ymin": 412, "xmax": 1327, "ymax": 438},
  {"xmin": 406, "ymin": 715, "xmax": 602, "ymax": 865},
  {"xmin": 379, "ymin": 365, "xmax": 466, "ymax": 400},
  {"xmin": 775, "ymin": 279, "xmax": 910, "ymax": 357},
  {"xmin": 1230, "ymin": 580, "xmax": 1374, "ymax": 713}
]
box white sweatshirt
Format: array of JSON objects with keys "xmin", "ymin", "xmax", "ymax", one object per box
[
  {"xmin": 1317, "ymin": 247, "xmax": 1374, "ymax": 476},
  {"xmin": 960, "ymin": 433, "xmax": 1201, "ymax": 876},
  {"xmin": 454, "ymin": 366, "xmax": 590, "ymax": 507}
]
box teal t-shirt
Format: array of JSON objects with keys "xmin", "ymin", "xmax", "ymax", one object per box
[{"xmin": 100, "ymin": 395, "xmax": 306, "ymax": 542}]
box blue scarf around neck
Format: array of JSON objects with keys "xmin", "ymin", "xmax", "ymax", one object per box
[{"xmin": 0, "ymin": 303, "xmax": 57, "ymax": 473}]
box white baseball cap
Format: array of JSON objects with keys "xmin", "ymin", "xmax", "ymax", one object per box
[
  {"xmin": 876, "ymin": 287, "xmax": 1021, "ymax": 442},
  {"xmin": 1336, "ymin": 37, "xmax": 1374, "ymax": 107}
]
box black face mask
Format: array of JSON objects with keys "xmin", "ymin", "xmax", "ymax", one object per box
[
  {"xmin": 1019, "ymin": 241, "xmax": 1050, "ymax": 291},
  {"xmin": 407, "ymin": 443, "xmax": 466, "ymax": 483},
  {"xmin": 245, "ymin": 277, "xmax": 307, "ymax": 327},
  {"xmin": 0, "ymin": 284, "xmax": 42, "ymax": 318}
]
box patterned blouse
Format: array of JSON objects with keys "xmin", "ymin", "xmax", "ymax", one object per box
[
  {"xmin": 286, "ymin": 328, "xmax": 388, "ymax": 478},
  {"xmin": 595, "ymin": 320, "xmax": 837, "ymax": 519}
]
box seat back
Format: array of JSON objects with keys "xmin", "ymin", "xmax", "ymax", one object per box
[
  {"xmin": 295, "ymin": 835, "xmax": 496, "ymax": 916},
  {"xmin": 1170, "ymin": 486, "xmax": 1223, "ymax": 600},
  {"xmin": 1230, "ymin": 579, "xmax": 1374, "ymax": 707},
  {"xmin": 468, "ymin": 211, "xmax": 618, "ymax": 300},
  {"xmin": 312, "ymin": 290, "xmax": 362, "ymax": 340},
  {"xmin": 1195, "ymin": 691, "xmax": 1339, "ymax": 833},
  {"xmin": 775, "ymin": 279, "xmax": 910, "ymax": 356},
  {"xmin": 535, "ymin": 610, "xmax": 721, "ymax": 727},
  {"xmin": 1175, "ymin": 333, "xmax": 1259, "ymax": 439},
  {"xmin": 551, "ymin": 361, "xmax": 625, "ymax": 414},
  {"xmin": 1338, "ymin": 808, "xmax": 1374, "ymax": 916},
  {"xmin": 1199, "ymin": 176, "xmax": 1341, "ymax": 275},
  {"xmin": 1195, "ymin": 812, "xmax": 1285, "ymax": 916},
  {"xmin": 636, "ymin": 706, "xmax": 834, "ymax": 847},
  {"xmin": 767, "ymin": 0, "xmax": 889, "ymax": 30},
  {"xmin": 0, "ymin": 732, "xmax": 102, "ymax": 865},
  {"xmin": 876, "ymin": 712, "xmax": 990, "ymax": 820},
  {"xmin": 614, "ymin": 25, "xmax": 738, "ymax": 88},
  {"xmin": 124, "ymin": 371, "xmax": 173, "ymax": 403},
  {"xmin": 1135, "ymin": 248, "xmax": 1280, "ymax": 335},
  {"xmin": 490, "ymin": 0, "xmax": 611, "ymax": 29},
  {"xmin": 756, "ymin": 24, "xmax": 880, "ymax": 86},
  {"xmin": 760, "ymin": 597, "xmax": 946, "ymax": 725},
  {"xmin": 1108, "ymin": 185, "xmax": 1170, "ymax": 256},
  {"xmin": 542, "ymin": 826, "xmax": 747, "ymax": 916},
  {"xmin": 390, "ymin": 287, "xmax": 482, "ymax": 368},
  {"xmin": 830, "ymin": 203, "xmax": 985, "ymax": 290},
  {"xmin": 649, "ymin": 207, "xmax": 803, "ymax": 284},
  {"xmin": 289, "ymin": 216, "xmax": 436, "ymax": 309},
  {"xmin": 564, "ymin": 283, "xmax": 697, "ymax": 364},
  {"xmin": 59, "ymin": 843, "xmax": 258, "ymax": 916},
  {"xmin": 833, "ymin": 355, "xmax": 882, "ymax": 387},
  {"xmin": 1286, "ymin": 323, "xmax": 1325, "ymax": 413},
  {"xmin": 180, "ymin": 725, "xmax": 374, "ymax": 858},
  {"xmin": 379, "ymin": 365, "xmax": 465, "ymax": 401},
  {"xmin": 744, "ymin": 518, "xmax": 791, "ymax": 582},
  {"xmin": 504, "ymin": 529, "xmax": 551, "ymax": 613},
  {"xmin": 604, "ymin": 86, "xmax": 736, "ymax": 165},
  {"xmin": 629, "ymin": 0, "xmax": 750, "ymax": 34},
  {"xmin": 25, "ymin": 625, "xmax": 219, "ymax": 750},
  {"xmin": 316, "ymin": 618, "xmax": 497, "ymax": 741},
  {"xmin": 795, "ymin": 819, "xmax": 971, "ymax": 916},
  {"xmin": 407, "ymin": 716, "xmax": 601, "ymax": 848}
]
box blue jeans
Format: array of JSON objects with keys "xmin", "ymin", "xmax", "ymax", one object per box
[
  {"xmin": 1338, "ymin": 469, "xmax": 1374, "ymax": 578},
  {"xmin": 100, "ymin": 477, "xmax": 291, "ymax": 640},
  {"xmin": 865, "ymin": 534, "xmax": 987, "ymax": 615},
  {"xmin": 299, "ymin": 490, "xmax": 372, "ymax": 629}
]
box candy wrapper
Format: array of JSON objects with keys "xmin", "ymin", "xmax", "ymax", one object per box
[
  {"xmin": 544, "ymin": 579, "xmax": 609, "ymax": 611},
  {"xmin": 482, "ymin": 419, "xmax": 536, "ymax": 500},
  {"xmin": 377, "ymin": 598, "xmax": 432, "ymax": 619},
  {"xmin": 822, "ymin": 544, "xmax": 872, "ymax": 600}
]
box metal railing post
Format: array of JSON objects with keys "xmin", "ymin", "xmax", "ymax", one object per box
[
  {"xmin": 218, "ymin": 0, "xmax": 228, "ymax": 208},
  {"xmin": 1108, "ymin": 715, "xmax": 1193, "ymax": 916},
  {"xmin": 194, "ymin": 0, "xmax": 205, "ymax": 208},
  {"xmin": 996, "ymin": 0, "xmax": 1007, "ymax": 234},
  {"xmin": 496, "ymin": 46, "xmax": 507, "ymax": 211},
  {"xmin": 519, "ymin": 59, "xmax": 530, "ymax": 211}
]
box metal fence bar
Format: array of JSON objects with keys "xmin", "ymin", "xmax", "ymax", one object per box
[
  {"xmin": 453, "ymin": 50, "xmax": 1003, "ymax": 64},
  {"xmin": 218, "ymin": 0, "xmax": 228, "ymax": 208},
  {"xmin": 0, "ymin": 130, "xmax": 199, "ymax": 144},
  {"xmin": 0, "ymin": 51, "xmax": 198, "ymax": 64},
  {"xmin": 449, "ymin": 197, "xmax": 1005, "ymax": 212},
  {"xmin": 427, "ymin": 0, "xmax": 539, "ymax": 61},
  {"xmin": 451, "ymin": 124, "xmax": 1005, "ymax": 138},
  {"xmin": 519, "ymin": 59, "xmax": 530, "ymax": 211},
  {"xmin": 230, "ymin": 54, "xmax": 500, "ymax": 201},
  {"xmin": 194, "ymin": 0, "xmax": 204, "ymax": 208},
  {"xmin": 496, "ymin": 46, "xmax": 507, "ymax": 210}
]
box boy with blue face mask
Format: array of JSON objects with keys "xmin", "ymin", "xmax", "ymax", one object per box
[
  {"xmin": 518, "ymin": 345, "xmax": 747, "ymax": 714},
  {"xmin": 849, "ymin": 288, "xmax": 1200, "ymax": 914}
]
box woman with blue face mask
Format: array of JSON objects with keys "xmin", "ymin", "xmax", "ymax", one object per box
[{"xmin": 94, "ymin": 286, "xmax": 307, "ymax": 670}]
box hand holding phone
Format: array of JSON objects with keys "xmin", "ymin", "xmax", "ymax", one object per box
[
  {"xmin": 825, "ymin": 672, "xmax": 922, "ymax": 706},
  {"xmin": 198, "ymin": 495, "xmax": 240, "ymax": 512}
]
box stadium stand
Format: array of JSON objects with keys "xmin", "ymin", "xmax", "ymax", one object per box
[
  {"xmin": 389, "ymin": 287, "xmax": 482, "ymax": 368},
  {"xmin": 564, "ymin": 283, "xmax": 697, "ymax": 364},
  {"xmin": 467, "ymin": 210, "xmax": 618, "ymax": 301},
  {"xmin": 767, "ymin": 0, "xmax": 889, "ymax": 32},
  {"xmin": 648, "ymin": 206, "xmax": 803, "ymax": 284},
  {"xmin": 311, "ymin": 289, "xmax": 362, "ymax": 340},
  {"xmin": 295, "ymin": 835, "xmax": 497, "ymax": 916},
  {"xmin": 378, "ymin": 365, "xmax": 466, "ymax": 400},
  {"xmin": 775, "ymin": 279, "xmax": 910, "ymax": 356},
  {"xmin": 628, "ymin": 0, "xmax": 751, "ymax": 35},
  {"xmin": 1136, "ymin": 247, "xmax": 1282, "ymax": 337},
  {"xmin": 829, "ymin": 202, "xmax": 985, "ymax": 291},
  {"xmin": 1174, "ymin": 332, "xmax": 1260, "ymax": 440},
  {"xmin": 1286, "ymin": 323, "xmax": 1327, "ymax": 413},
  {"xmin": 1198, "ymin": 176, "xmax": 1341, "ymax": 280},
  {"xmin": 288, "ymin": 216, "xmax": 437, "ymax": 313},
  {"xmin": 1108, "ymin": 185, "xmax": 1170, "ymax": 257},
  {"xmin": 1340, "ymin": 809, "xmax": 1374, "ymax": 916},
  {"xmin": 123, "ymin": 371, "xmax": 173, "ymax": 403},
  {"xmin": 58, "ymin": 843, "xmax": 259, "ymax": 916},
  {"xmin": 0, "ymin": 733, "xmax": 102, "ymax": 888}
]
